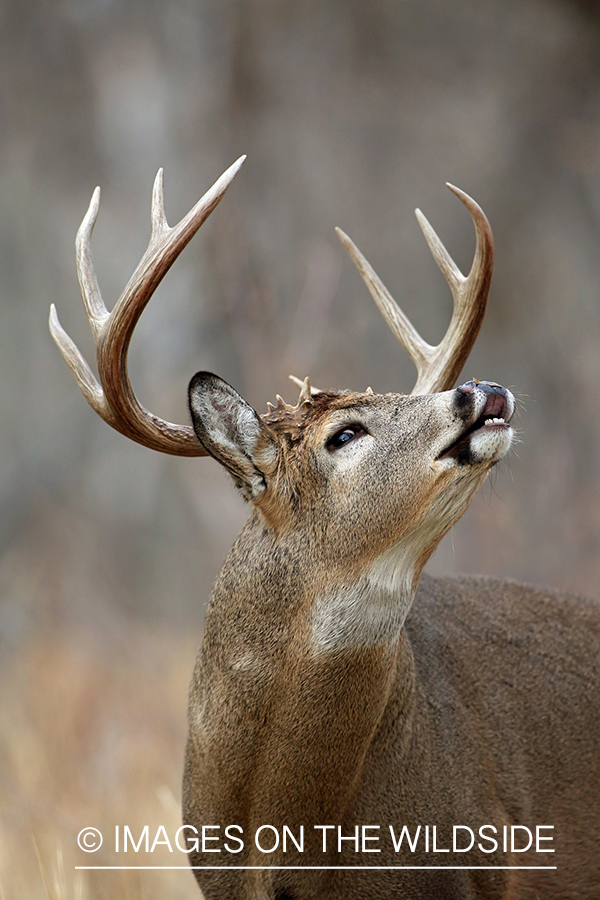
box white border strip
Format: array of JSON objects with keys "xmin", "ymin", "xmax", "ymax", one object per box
[{"xmin": 76, "ymin": 865, "xmax": 557, "ymax": 870}]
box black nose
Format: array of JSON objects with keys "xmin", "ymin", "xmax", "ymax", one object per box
[
  {"xmin": 456, "ymin": 379, "xmax": 504, "ymax": 396},
  {"xmin": 456, "ymin": 380, "xmax": 512, "ymax": 420}
]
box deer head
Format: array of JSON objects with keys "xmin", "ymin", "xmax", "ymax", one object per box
[{"xmin": 50, "ymin": 158, "xmax": 513, "ymax": 606}]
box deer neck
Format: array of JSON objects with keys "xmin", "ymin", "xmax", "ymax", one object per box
[{"xmin": 195, "ymin": 513, "xmax": 420, "ymax": 837}]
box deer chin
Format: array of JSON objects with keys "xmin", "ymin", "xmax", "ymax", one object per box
[
  {"xmin": 466, "ymin": 418, "xmax": 513, "ymax": 463},
  {"xmin": 438, "ymin": 417, "xmax": 513, "ymax": 466}
]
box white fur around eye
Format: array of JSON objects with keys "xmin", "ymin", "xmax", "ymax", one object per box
[{"xmin": 329, "ymin": 433, "xmax": 375, "ymax": 472}]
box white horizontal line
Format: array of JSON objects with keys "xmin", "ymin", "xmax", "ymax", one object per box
[{"xmin": 75, "ymin": 865, "xmax": 557, "ymax": 870}]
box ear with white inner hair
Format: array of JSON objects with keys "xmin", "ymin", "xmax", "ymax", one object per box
[{"xmin": 188, "ymin": 372, "xmax": 277, "ymax": 501}]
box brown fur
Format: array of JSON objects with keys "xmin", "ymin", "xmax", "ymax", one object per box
[{"xmin": 183, "ymin": 378, "xmax": 600, "ymax": 900}]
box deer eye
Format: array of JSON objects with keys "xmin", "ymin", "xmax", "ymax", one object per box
[{"xmin": 326, "ymin": 424, "xmax": 366, "ymax": 451}]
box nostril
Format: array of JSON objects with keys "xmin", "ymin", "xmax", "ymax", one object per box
[{"xmin": 458, "ymin": 379, "xmax": 503, "ymax": 395}]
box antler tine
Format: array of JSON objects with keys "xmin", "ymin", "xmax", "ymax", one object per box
[
  {"xmin": 75, "ymin": 186, "xmax": 109, "ymax": 339},
  {"xmin": 150, "ymin": 167, "xmax": 169, "ymax": 238},
  {"xmin": 414, "ymin": 207, "xmax": 462, "ymax": 296},
  {"xmin": 50, "ymin": 155, "xmax": 246, "ymax": 456},
  {"xmin": 412, "ymin": 184, "xmax": 494, "ymax": 392},
  {"xmin": 335, "ymin": 227, "xmax": 430, "ymax": 373},
  {"xmin": 288, "ymin": 374, "xmax": 322, "ymax": 396},
  {"xmin": 49, "ymin": 303, "xmax": 104, "ymax": 407},
  {"xmin": 336, "ymin": 184, "xmax": 494, "ymax": 396}
]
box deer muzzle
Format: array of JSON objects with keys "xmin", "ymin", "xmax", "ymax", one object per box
[{"xmin": 438, "ymin": 380, "xmax": 515, "ymax": 464}]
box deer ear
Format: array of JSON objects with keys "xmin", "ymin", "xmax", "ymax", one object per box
[{"xmin": 188, "ymin": 372, "xmax": 277, "ymax": 501}]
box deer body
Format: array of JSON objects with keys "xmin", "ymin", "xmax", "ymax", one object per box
[
  {"xmin": 50, "ymin": 158, "xmax": 600, "ymax": 899},
  {"xmin": 182, "ymin": 382, "xmax": 599, "ymax": 900},
  {"xmin": 184, "ymin": 570, "xmax": 600, "ymax": 899}
]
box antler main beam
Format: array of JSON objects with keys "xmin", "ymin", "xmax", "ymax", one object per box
[
  {"xmin": 50, "ymin": 156, "xmax": 246, "ymax": 456},
  {"xmin": 336, "ymin": 184, "xmax": 494, "ymax": 395}
]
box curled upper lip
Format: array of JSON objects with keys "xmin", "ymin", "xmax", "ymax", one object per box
[
  {"xmin": 480, "ymin": 390, "xmax": 512, "ymax": 422},
  {"xmin": 437, "ymin": 387, "xmax": 514, "ymax": 461}
]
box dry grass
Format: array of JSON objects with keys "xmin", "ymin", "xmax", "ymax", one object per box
[{"xmin": 0, "ymin": 625, "xmax": 201, "ymax": 900}]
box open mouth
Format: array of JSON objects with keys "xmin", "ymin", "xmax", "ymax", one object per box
[{"xmin": 437, "ymin": 392, "xmax": 513, "ymax": 462}]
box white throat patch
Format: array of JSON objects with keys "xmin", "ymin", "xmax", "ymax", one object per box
[{"xmin": 310, "ymin": 544, "xmax": 419, "ymax": 654}]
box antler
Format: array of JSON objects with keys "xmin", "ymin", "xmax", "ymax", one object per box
[
  {"xmin": 335, "ymin": 184, "xmax": 494, "ymax": 395},
  {"xmin": 49, "ymin": 156, "xmax": 246, "ymax": 456}
]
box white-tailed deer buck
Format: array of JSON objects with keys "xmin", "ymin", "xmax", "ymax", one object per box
[{"xmin": 51, "ymin": 157, "xmax": 600, "ymax": 900}]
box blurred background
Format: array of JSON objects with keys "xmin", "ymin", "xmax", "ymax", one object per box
[{"xmin": 2, "ymin": 0, "xmax": 600, "ymax": 896}]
